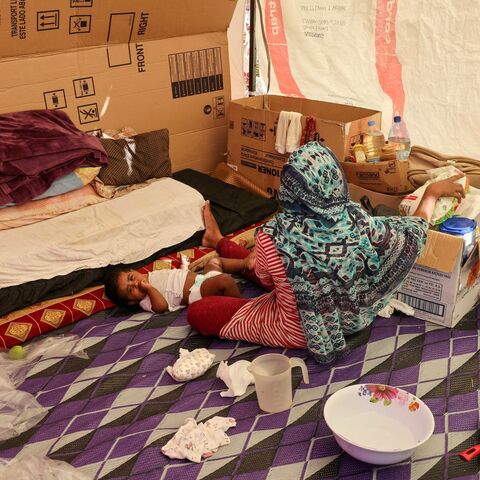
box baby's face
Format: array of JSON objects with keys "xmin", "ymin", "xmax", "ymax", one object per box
[{"xmin": 117, "ymin": 270, "xmax": 147, "ymax": 304}]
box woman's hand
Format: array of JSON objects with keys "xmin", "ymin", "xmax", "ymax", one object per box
[
  {"xmin": 425, "ymin": 174, "xmax": 466, "ymax": 202},
  {"xmin": 413, "ymin": 173, "xmax": 467, "ymax": 222}
]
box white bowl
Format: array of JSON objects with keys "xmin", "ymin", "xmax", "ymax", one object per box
[{"xmin": 324, "ymin": 384, "xmax": 434, "ymax": 465}]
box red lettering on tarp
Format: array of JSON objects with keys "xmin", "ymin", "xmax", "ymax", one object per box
[
  {"xmin": 375, "ymin": 0, "xmax": 405, "ymax": 117},
  {"xmin": 264, "ymin": 1, "xmax": 304, "ymax": 98}
]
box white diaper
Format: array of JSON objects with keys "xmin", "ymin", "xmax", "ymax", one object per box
[{"xmin": 188, "ymin": 270, "xmax": 222, "ymax": 304}]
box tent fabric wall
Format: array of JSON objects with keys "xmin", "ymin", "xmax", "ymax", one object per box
[{"xmin": 254, "ymin": 0, "xmax": 480, "ymax": 159}]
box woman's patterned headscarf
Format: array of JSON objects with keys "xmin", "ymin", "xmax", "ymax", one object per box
[{"xmin": 260, "ymin": 142, "xmax": 428, "ymax": 363}]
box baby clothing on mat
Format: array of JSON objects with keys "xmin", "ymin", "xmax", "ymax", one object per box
[
  {"xmin": 188, "ymin": 270, "xmax": 222, "ymax": 304},
  {"xmin": 162, "ymin": 416, "xmax": 236, "ymax": 462},
  {"xmin": 275, "ymin": 111, "xmax": 303, "ymax": 154},
  {"xmin": 166, "ymin": 348, "xmax": 216, "ymax": 382}
]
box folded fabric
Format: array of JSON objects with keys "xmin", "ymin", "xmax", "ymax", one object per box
[
  {"xmin": 0, "ymin": 184, "xmax": 105, "ymax": 230},
  {"xmin": 0, "ymin": 109, "xmax": 107, "ymax": 206},
  {"xmin": 216, "ymin": 360, "xmax": 254, "ymax": 397},
  {"xmin": 275, "ymin": 111, "xmax": 302, "ymax": 154},
  {"xmin": 92, "ymin": 177, "xmax": 160, "ymax": 199},
  {"xmin": 166, "ymin": 348, "xmax": 215, "ymax": 382},
  {"xmin": 34, "ymin": 166, "xmax": 101, "ymax": 199},
  {"xmin": 162, "ymin": 416, "xmax": 236, "ymax": 462}
]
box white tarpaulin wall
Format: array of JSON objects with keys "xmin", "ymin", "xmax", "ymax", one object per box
[{"xmin": 254, "ymin": 0, "xmax": 480, "ymax": 159}]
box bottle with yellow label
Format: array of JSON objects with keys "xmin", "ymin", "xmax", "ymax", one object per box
[
  {"xmin": 363, "ymin": 120, "xmax": 385, "ymax": 162},
  {"xmin": 352, "ymin": 143, "xmax": 367, "ymax": 163}
]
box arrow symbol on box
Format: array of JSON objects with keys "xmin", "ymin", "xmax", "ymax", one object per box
[
  {"xmin": 40, "ymin": 22, "xmax": 56, "ymax": 26},
  {"xmin": 40, "ymin": 14, "xmax": 57, "ymax": 20}
]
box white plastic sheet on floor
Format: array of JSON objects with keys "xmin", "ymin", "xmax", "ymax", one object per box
[
  {"xmin": 0, "ymin": 335, "xmax": 87, "ymax": 442},
  {"xmin": 254, "ymin": 0, "xmax": 480, "ymax": 158},
  {"xmin": 0, "ymin": 455, "xmax": 89, "ymax": 480}
]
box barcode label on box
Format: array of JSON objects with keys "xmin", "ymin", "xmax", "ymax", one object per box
[{"xmin": 397, "ymin": 292, "xmax": 445, "ymax": 317}]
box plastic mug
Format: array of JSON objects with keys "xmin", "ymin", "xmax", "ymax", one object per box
[{"xmin": 248, "ymin": 353, "xmax": 309, "ymax": 413}]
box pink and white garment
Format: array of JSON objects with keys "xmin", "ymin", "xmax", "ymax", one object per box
[
  {"xmin": 165, "ymin": 348, "xmax": 215, "ymax": 382},
  {"xmin": 161, "ymin": 416, "xmax": 236, "ymax": 462}
]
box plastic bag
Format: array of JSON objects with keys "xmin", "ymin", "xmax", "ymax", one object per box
[
  {"xmin": 0, "ymin": 391, "xmax": 48, "ymax": 441},
  {"xmin": 399, "ymin": 166, "xmax": 468, "ymax": 225},
  {"xmin": 0, "ymin": 455, "xmax": 89, "ymax": 479},
  {"xmin": 0, "ymin": 335, "xmax": 88, "ymax": 388}
]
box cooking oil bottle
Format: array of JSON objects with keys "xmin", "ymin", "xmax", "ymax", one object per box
[{"xmin": 363, "ymin": 120, "xmax": 385, "ymax": 162}]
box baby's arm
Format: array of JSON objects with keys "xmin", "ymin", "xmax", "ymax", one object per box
[{"xmin": 141, "ymin": 280, "xmax": 169, "ymax": 313}]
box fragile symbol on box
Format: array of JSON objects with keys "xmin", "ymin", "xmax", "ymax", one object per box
[
  {"xmin": 70, "ymin": 0, "xmax": 93, "ymax": 7},
  {"xmin": 43, "ymin": 89, "xmax": 66, "ymax": 109},
  {"xmin": 77, "ymin": 103, "xmax": 99, "ymax": 124},
  {"xmin": 73, "ymin": 77, "xmax": 95, "ymax": 98},
  {"xmin": 37, "ymin": 11, "xmax": 60, "ymax": 31},
  {"xmin": 70, "ymin": 15, "xmax": 91, "ymax": 34},
  {"xmin": 241, "ymin": 118, "xmax": 266, "ymax": 141}
]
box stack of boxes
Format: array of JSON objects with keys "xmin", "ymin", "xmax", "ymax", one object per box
[{"xmin": 226, "ymin": 95, "xmax": 480, "ymax": 328}]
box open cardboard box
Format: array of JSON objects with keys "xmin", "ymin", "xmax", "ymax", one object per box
[
  {"xmin": 349, "ymin": 183, "xmax": 480, "ymax": 327},
  {"xmin": 0, "ymin": 0, "xmax": 236, "ymax": 173},
  {"xmin": 227, "ymin": 95, "xmax": 381, "ymax": 197}
]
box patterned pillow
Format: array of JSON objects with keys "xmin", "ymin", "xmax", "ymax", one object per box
[{"xmin": 97, "ymin": 129, "xmax": 172, "ymax": 186}]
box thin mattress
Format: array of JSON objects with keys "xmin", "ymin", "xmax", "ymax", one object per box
[{"xmin": 0, "ymin": 178, "xmax": 205, "ymax": 289}]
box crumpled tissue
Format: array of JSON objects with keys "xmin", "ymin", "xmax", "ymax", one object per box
[
  {"xmin": 216, "ymin": 360, "xmax": 254, "ymax": 397},
  {"xmin": 377, "ymin": 299, "xmax": 415, "ymax": 319}
]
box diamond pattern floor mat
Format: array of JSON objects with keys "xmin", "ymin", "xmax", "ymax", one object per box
[{"xmin": 0, "ymin": 278, "xmax": 479, "ymax": 480}]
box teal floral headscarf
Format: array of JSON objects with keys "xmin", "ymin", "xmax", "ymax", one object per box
[{"xmin": 260, "ymin": 142, "xmax": 428, "ymax": 363}]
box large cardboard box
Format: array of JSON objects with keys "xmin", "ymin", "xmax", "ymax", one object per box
[
  {"xmin": 349, "ymin": 183, "xmax": 404, "ymax": 211},
  {"xmin": 227, "ymin": 95, "xmax": 381, "ymax": 197},
  {"xmin": 351, "ymin": 184, "xmax": 480, "ymax": 327},
  {"xmin": 341, "ymin": 158, "xmax": 412, "ymax": 194},
  {"xmin": 396, "ymin": 233, "xmax": 480, "ymax": 328},
  {"xmin": 0, "ymin": 0, "xmax": 236, "ymax": 173}
]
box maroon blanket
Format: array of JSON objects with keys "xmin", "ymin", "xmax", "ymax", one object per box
[{"xmin": 0, "ymin": 109, "xmax": 107, "ymax": 205}]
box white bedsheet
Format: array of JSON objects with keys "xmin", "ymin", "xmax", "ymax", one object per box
[{"xmin": 0, "ymin": 178, "xmax": 205, "ymax": 289}]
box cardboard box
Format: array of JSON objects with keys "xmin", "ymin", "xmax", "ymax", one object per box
[
  {"xmin": 226, "ymin": 95, "xmax": 381, "ymax": 196},
  {"xmin": 396, "ymin": 233, "xmax": 480, "ymax": 328},
  {"xmin": 352, "ymin": 184, "xmax": 480, "ymax": 327},
  {"xmin": 341, "ymin": 158, "xmax": 413, "ymax": 194},
  {"xmin": 0, "ymin": 0, "xmax": 236, "ymax": 173},
  {"xmin": 349, "ymin": 183, "xmax": 403, "ymax": 211}
]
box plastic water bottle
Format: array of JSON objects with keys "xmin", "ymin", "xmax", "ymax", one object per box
[
  {"xmin": 388, "ymin": 115, "xmax": 411, "ymax": 161},
  {"xmin": 363, "ymin": 120, "xmax": 384, "ymax": 162}
]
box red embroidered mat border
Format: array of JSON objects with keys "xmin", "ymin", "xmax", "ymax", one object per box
[{"xmin": 0, "ymin": 223, "xmax": 259, "ymax": 348}]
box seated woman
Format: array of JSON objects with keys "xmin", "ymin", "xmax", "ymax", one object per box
[{"xmin": 189, "ymin": 142, "xmax": 466, "ymax": 363}]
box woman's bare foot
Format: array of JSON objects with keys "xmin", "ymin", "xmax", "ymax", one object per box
[
  {"xmin": 201, "ymin": 200, "xmax": 223, "ymax": 248},
  {"xmin": 244, "ymin": 247, "xmax": 256, "ymax": 271}
]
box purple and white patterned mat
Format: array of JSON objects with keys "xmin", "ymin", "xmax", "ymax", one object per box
[{"xmin": 0, "ymin": 279, "xmax": 479, "ymax": 480}]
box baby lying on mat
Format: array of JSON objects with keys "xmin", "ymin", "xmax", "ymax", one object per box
[{"xmin": 104, "ymin": 255, "xmax": 250, "ymax": 314}]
